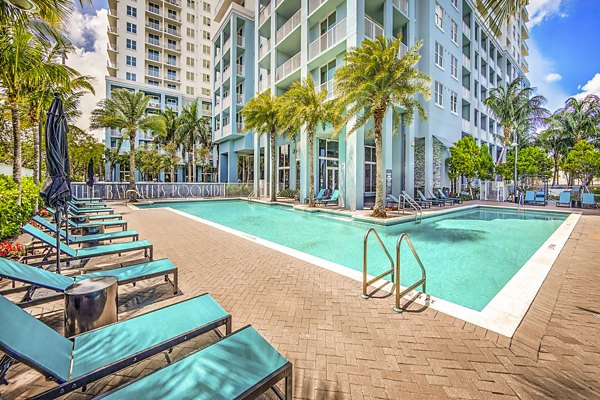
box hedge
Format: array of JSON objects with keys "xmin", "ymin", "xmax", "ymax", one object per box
[{"xmin": 0, "ymin": 175, "xmax": 42, "ymax": 240}]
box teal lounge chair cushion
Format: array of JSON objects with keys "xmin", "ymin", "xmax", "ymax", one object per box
[
  {"xmin": 22, "ymin": 224, "xmax": 78, "ymax": 257},
  {"xmin": 0, "ymin": 258, "xmax": 73, "ymax": 291},
  {"xmin": 33, "ymin": 216, "xmax": 136, "ymax": 243},
  {"xmin": 98, "ymin": 326, "xmax": 288, "ymax": 400},
  {"xmin": 524, "ymin": 191, "xmax": 535, "ymax": 202},
  {"xmin": 71, "ymin": 294, "xmax": 228, "ymax": 379},
  {"xmin": 0, "ymin": 295, "xmax": 72, "ymax": 382},
  {"xmin": 73, "ymin": 196, "xmax": 102, "ymax": 202},
  {"xmin": 558, "ymin": 192, "xmax": 571, "ymax": 205},
  {"xmin": 75, "ymin": 240, "xmax": 151, "ymax": 258},
  {"xmin": 76, "ymin": 259, "xmax": 175, "ymax": 283},
  {"xmin": 68, "ymin": 219, "xmax": 125, "ymax": 228},
  {"xmin": 323, "ymin": 190, "xmax": 339, "ymax": 203},
  {"xmin": 582, "ymin": 193, "xmax": 596, "ymax": 206}
]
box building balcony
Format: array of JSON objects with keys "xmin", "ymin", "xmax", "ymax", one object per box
[
  {"xmin": 147, "ymin": 70, "xmax": 161, "ymax": 78},
  {"xmin": 236, "ymin": 93, "xmax": 244, "ymax": 105},
  {"xmin": 107, "ymin": 42, "xmax": 118, "ymax": 53},
  {"xmin": 110, "ymin": 128, "xmax": 122, "ymax": 137},
  {"xmin": 462, "ymin": 119, "xmax": 470, "ymax": 133},
  {"xmin": 146, "ymin": 53, "xmax": 161, "ymax": 63},
  {"xmin": 462, "ymin": 86, "xmax": 470, "ymax": 99},
  {"xmin": 462, "ymin": 54, "xmax": 471, "ymax": 70},
  {"xmin": 164, "ymin": 74, "xmax": 180, "ymax": 83},
  {"xmin": 236, "ymin": 35, "xmax": 244, "ymax": 47},
  {"xmin": 521, "ymin": 58, "xmax": 529, "ymax": 73},
  {"xmin": 236, "ymin": 64, "xmax": 245, "ymax": 76},
  {"xmin": 146, "ymin": 38, "xmax": 161, "ymax": 47},
  {"xmin": 107, "ymin": 26, "xmax": 118, "ymax": 36},
  {"xmin": 222, "ymin": 123, "xmax": 232, "ymax": 138},
  {"xmin": 165, "ymin": 13, "xmax": 181, "ymax": 23},
  {"xmin": 145, "ymin": 21, "xmax": 161, "ymax": 32},
  {"xmin": 308, "ymin": 0, "xmax": 326, "ymax": 15},
  {"xmin": 258, "ymin": 74, "xmax": 270, "ymax": 93},
  {"xmin": 463, "ymin": 22, "xmax": 471, "ymax": 38},
  {"xmin": 214, "ymin": 100, "xmax": 222, "ymax": 115},
  {"xmin": 223, "ymin": 67, "xmax": 231, "ymax": 82},
  {"xmin": 259, "ymin": 2, "xmax": 271, "ymax": 26},
  {"xmin": 107, "ymin": 60, "xmax": 118, "ymax": 69},
  {"xmin": 147, "ymin": 101, "xmax": 162, "ymax": 109},
  {"xmin": 392, "ymin": 0, "xmax": 408, "ymax": 15},
  {"xmin": 308, "ymin": 18, "xmax": 347, "ymax": 60},
  {"xmin": 166, "ymin": 43, "xmax": 181, "ymax": 52},
  {"xmin": 276, "ymin": 9, "xmax": 301, "ymax": 44},
  {"xmin": 318, "ymin": 80, "xmax": 334, "ymax": 100},
  {"xmin": 521, "ymin": 41, "xmax": 529, "ymax": 56},
  {"xmin": 108, "ymin": 8, "xmax": 118, "ymax": 17},
  {"xmin": 146, "ymin": 7, "xmax": 161, "ymax": 16},
  {"xmin": 236, "ymin": 122, "xmax": 244, "ymax": 133},
  {"xmin": 165, "ymin": 0, "xmax": 181, "ymax": 8},
  {"xmin": 275, "ymin": 52, "xmax": 300, "ymax": 82},
  {"xmin": 223, "ymin": 37, "xmax": 231, "ymax": 54},
  {"xmin": 213, "ymin": 127, "xmax": 222, "ymax": 141},
  {"xmin": 164, "ymin": 27, "xmax": 181, "ymax": 37},
  {"xmin": 364, "ymin": 17, "xmax": 383, "ymax": 40},
  {"xmin": 165, "ymin": 59, "xmax": 180, "ymax": 68},
  {"xmin": 259, "ymin": 39, "xmax": 270, "ymax": 59}
]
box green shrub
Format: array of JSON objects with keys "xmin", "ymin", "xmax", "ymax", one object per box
[
  {"xmin": 225, "ymin": 183, "xmax": 252, "ymax": 197},
  {"xmin": 590, "ymin": 187, "xmax": 600, "ymax": 195},
  {"xmin": 0, "ymin": 175, "xmax": 42, "ymax": 240},
  {"xmin": 277, "ymin": 188, "xmax": 299, "ymax": 200}
]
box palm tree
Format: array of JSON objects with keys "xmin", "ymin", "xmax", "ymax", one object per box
[
  {"xmin": 156, "ymin": 107, "xmax": 179, "ymax": 146},
  {"xmin": 90, "ymin": 89, "xmax": 165, "ymax": 200},
  {"xmin": 484, "ymin": 77, "xmax": 548, "ymax": 165},
  {"xmin": 536, "ymin": 112, "xmax": 571, "ymax": 185},
  {"xmin": 476, "ymin": 0, "xmax": 529, "ymax": 36},
  {"xmin": 333, "ymin": 35, "xmax": 431, "ymax": 218},
  {"xmin": 279, "ymin": 77, "xmax": 338, "ymax": 207},
  {"xmin": 177, "ymin": 100, "xmax": 211, "ymax": 182},
  {"xmin": 241, "ymin": 90, "xmax": 282, "ymax": 202},
  {"xmin": 557, "ymin": 95, "xmax": 600, "ymax": 142}
]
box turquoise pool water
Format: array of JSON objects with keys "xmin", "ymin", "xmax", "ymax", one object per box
[{"xmin": 144, "ymin": 201, "xmax": 568, "ymax": 311}]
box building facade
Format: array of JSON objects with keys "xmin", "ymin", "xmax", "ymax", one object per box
[
  {"xmin": 212, "ymin": 0, "xmax": 530, "ymax": 208},
  {"xmin": 105, "ymin": 0, "xmax": 214, "ymax": 182}
]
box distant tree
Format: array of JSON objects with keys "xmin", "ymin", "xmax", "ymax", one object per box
[
  {"xmin": 447, "ymin": 136, "xmax": 480, "ymax": 197},
  {"xmin": 136, "ymin": 144, "xmax": 167, "ymax": 181},
  {"xmin": 67, "ymin": 128, "xmax": 104, "ymax": 181},
  {"xmin": 177, "ymin": 100, "xmax": 211, "ymax": 182},
  {"xmin": 536, "ymin": 112, "xmax": 573, "ymax": 185},
  {"xmin": 563, "ymin": 140, "xmax": 600, "ymax": 190},
  {"xmin": 163, "ymin": 142, "xmax": 180, "ymax": 183},
  {"xmin": 557, "ymin": 95, "xmax": 600, "ymax": 142},
  {"xmin": 477, "ymin": 144, "xmax": 495, "ymax": 181}
]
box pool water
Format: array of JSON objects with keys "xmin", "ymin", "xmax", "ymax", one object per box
[{"xmin": 144, "ymin": 201, "xmax": 568, "ymax": 311}]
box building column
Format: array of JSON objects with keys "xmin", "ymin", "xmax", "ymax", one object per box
[
  {"xmin": 299, "ymin": 130, "xmax": 309, "ymax": 203},
  {"xmin": 424, "ymin": 134, "xmax": 434, "ymax": 192},
  {"xmin": 404, "ymin": 123, "xmax": 415, "ymax": 194},
  {"xmin": 253, "ymin": 134, "xmax": 260, "ymax": 193},
  {"xmin": 344, "ymin": 125, "xmax": 365, "ymax": 210},
  {"xmin": 228, "ymin": 145, "xmax": 238, "ymax": 183},
  {"xmin": 290, "ymin": 141, "xmax": 297, "ymax": 190}
]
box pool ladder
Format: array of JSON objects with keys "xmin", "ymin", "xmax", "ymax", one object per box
[
  {"xmin": 399, "ymin": 193, "xmax": 422, "ymax": 224},
  {"xmin": 363, "ymin": 229, "xmax": 427, "ymax": 312}
]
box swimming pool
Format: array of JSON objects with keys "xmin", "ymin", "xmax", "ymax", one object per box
[{"xmin": 142, "ymin": 200, "xmax": 569, "ymax": 312}]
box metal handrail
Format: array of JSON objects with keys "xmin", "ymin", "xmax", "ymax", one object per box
[
  {"xmin": 399, "ymin": 193, "xmax": 422, "ymax": 224},
  {"xmin": 393, "ymin": 233, "xmax": 427, "ymax": 312},
  {"xmin": 362, "ymin": 228, "xmax": 395, "ymax": 299}
]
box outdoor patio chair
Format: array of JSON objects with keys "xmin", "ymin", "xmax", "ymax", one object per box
[
  {"xmin": 581, "ymin": 193, "xmax": 597, "ymax": 209},
  {"xmin": 70, "ymin": 204, "xmax": 115, "ymax": 214},
  {"xmin": 65, "ymin": 216, "xmax": 128, "ymax": 231},
  {"xmin": 0, "ymin": 293, "xmax": 231, "ymax": 399},
  {"xmin": 21, "ymin": 224, "xmax": 153, "ymax": 263},
  {"xmin": 427, "ymin": 189, "xmax": 453, "ymax": 206},
  {"xmin": 535, "ymin": 191, "xmax": 546, "ymax": 205},
  {"xmin": 523, "ymin": 191, "xmax": 536, "ymax": 204},
  {"xmin": 72, "ymin": 195, "xmax": 102, "ymax": 202},
  {"xmin": 437, "ymin": 188, "xmax": 462, "ymax": 204},
  {"xmin": 314, "ymin": 188, "xmax": 326, "ymax": 204},
  {"xmin": 401, "ymin": 191, "xmax": 430, "ymax": 209},
  {"xmin": 322, "ymin": 189, "xmax": 339, "ymax": 206},
  {"xmin": 417, "ymin": 190, "xmax": 443, "ymax": 207},
  {"xmin": 0, "ymin": 257, "xmax": 178, "ymax": 306},
  {"xmin": 96, "ymin": 325, "xmax": 292, "ymax": 400},
  {"xmin": 556, "ymin": 191, "xmax": 571, "ymax": 208},
  {"xmin": 47, "ymin": 207, "xmax": 123, "ymax": 222},
  {"xmin": 32, "ymin": 216, "xmax": 138, "ymax": 245}
]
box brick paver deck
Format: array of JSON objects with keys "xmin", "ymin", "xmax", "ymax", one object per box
[{"xmin": 2, "ymin": 202, "xmax": 599, "ymax": 399}]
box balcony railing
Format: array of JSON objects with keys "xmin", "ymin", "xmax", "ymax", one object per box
[
  {"xmin": 167, "ymin": 43, "xmax": 181, "ymax": 52},
  {"xmin": 165, "ymin": 59, "xmax": 180, "ymax": 67},
  {"xmin": 223, "ymin": 67, "xmax": 231, "ymax": 81},
  {"xmin": 222, "ymin": 124, "xmax": 232, "ymax": 138},
  {"xmin": 461, "ymin": 119, "xmax": 470, "ymax": 133},
  {"xmin": 463, "ymin": 22, "xmax": 471, "ymax": 37},
  {"xmin": 107, "ymin": 26, "xmax": 118, "ymax": 35},
  {"xmin": 236, "ymin": 93, "xmax": 244, "ymax": 104},
  {"xmin": 462, "ymin": 54, "xmax": 470, "ymax": 69},
  {"xmin": 308, "ymin": 18, "xmax": 347, "ymax": 60},
  {"xmin": 165, "ymin": 0, "xmax": 181, "ymax": 7},
  {"xmin": 165, "ymin": 13, "xmax": 181, "ymax": 22},
  {"xmin": 147, "ymin": 53, "xmax": 160, "ymax": 62},
  {"xmin": 364, "ymin": 17, "xmax": 383, "ymax": 40},
  {"xmin": 147, "ymin": 38, "xmax": 161, "ymax": 46},
  {"xmin": 462, "ymin": 86, "xmax": 470, "ymax": 99},
  {"xmin": 107, "ymin": 60, "xmax": 118, "ymax": 69},
  {"xmin": 110, "ymin": 129, "xmax": 122, "ymax": 137},
  {"xmin": 108, "ymin": 8, "xmax": 118, "ymax": 17},
  {"xmin": 258, "ymin": 75, "xmax": 270, "ymax": 93},
  {"xmin": 146, "ymin": 21, "xmax": 161, "ymax": 30},
  {"xmin": 259, "ymin": 39, "xmax": 270, "ymax": 59},
  {"xmin": 236, "ymin": 64, "xmax": 244, "ymax": 75},
  {"xmin": 400, "ymin": 42, "xmax": 408, "ymax": 57},
  {"xmin": 392, "ymin": 0, "xmax": 408, "ymax": 15},
  {"xmin": 147, "ymin": 7, "xmax": 161, "ymax": 15},
  {"xmin": 147, "ymin": 102, "xmax": 161, "ymax": 109},
  {"xmin": 259, "ymin": 3, "xmax": 271, "ymax": 25},
  {"xmin": 164, "ymin": 74, "xmax": 180, "ymax": 82},
  {"xmin": 276, "ymin": 9, "xmax": 301, "ymax": 43},
  {"xmin": 275, "ymin": 52, "xmax": 300, "ymax": 82},
  {"xmin": 223, "ymin": 37, "xmax": 231, "ymax": 53},
  {"xmin": 107, "ymin": 42, "xmax": 117, "ymax": 52},
  {"xmin": 236, "ymin": 35, "xmax": 244, "ymax": 47},
  {"xmin": 164, "ymin": 27, "xmax": 181, "ymax": 37},
  {"xmin": 308, "ymin": 0, "xmax": 325, "ymax": 14},
  {"xmin": 236, "ymin": 122, "xmax": 244, "ymax": 132},
  {"xmin": 318, "ymin": 80, "xmax": 334, "ymax": 100},
  {"xmin": 147, "ymin": 69, "xmax": 161, "ymax": 78}
]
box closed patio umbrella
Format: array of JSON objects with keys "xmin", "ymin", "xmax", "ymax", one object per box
[
  {"xmin": 40, "ymin": 93, "xmax": 71, "ymax": 273},
  {"xmin": 86, "ymin": 158, "xmax": 94, "ymax": 198}
]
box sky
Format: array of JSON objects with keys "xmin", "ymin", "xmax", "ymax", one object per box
[{"xmin": 64, "ymin": 0, "xmax": 600, "ymax": 139}]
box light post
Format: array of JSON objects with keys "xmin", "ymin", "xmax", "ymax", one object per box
[{"xmin": 511, "ymin": 130, "xmax": 518, "ymax": 203}]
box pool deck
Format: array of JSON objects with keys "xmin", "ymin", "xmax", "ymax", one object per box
[{"xmin": 3, "ymin": 200, "xmax": 600, "ymax": 399}]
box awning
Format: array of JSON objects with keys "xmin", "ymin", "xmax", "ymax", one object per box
[{"xmin": 432, "ymin": 135, "xmax": 454, "ymax": 148}]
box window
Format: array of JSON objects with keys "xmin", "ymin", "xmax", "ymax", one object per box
[
  {"xmin": 451, "ymin": 20, "xmax": 458, "ymax": 44},
  {"xmin": 126, "ymin": 55, "xmax": 136, "ymax": 66},
  {"xmin": 186, "ymin": 86, "xmax": 194, "ymax": 95},
  {"xmin": 452, "ymin": 0, "xmax": 458, "ymax": 9},
  {"xmin": 202, "ymin": 73, "xmax": 210, "ymax": 82},
  {"xmin": 148, "ymin": 49, "xmax": 159, "ymax": 61},
  {"xmin": 167, "ymin": 54, "xmax": 177, "ymax": 66},
  {"xmin": 186, "ymin": 0, "xmax": 195, "ymax": 8},
  {"xmin": 474, "ymin": 109, "xmax": 479, "ymax": 126},
  {"xmin": 148, "ymin": 17, "xmax": 160, "ymax": 30},
  {"xmin": 168, "ymin": 39, "xmax": 178, "ymax": 50},
  {"xmin": 203, "ymin": 16, "xmax": 210, "ymax": 26},
  {"xmin": 148, "ymin": 34, "xmax": 160, "ymax": 45},
  {"xmin": 450, "ymin": 55, "xmax": 458, "ymax": 79},
  {"xmin": 474, "ymin": 52, "xmax": 479, "ymax": 70},
  {"xmin": 167, "ymin": 69, "xmax": 177, "ymax": 80},
  {"xmin": 187, "ymin": 13, "xmax": 195, "ymax": 23},
  {"xmin": 203, "ymin": 59, "xmax": 210, "ymax": 68},
  {"xmin": 187, "ymin": 42, "xmax": 195, "ymax": 52},
  {"xmin": 203, "ymin": 1, "xmax": 210, "ymax": 12},
  {"xmin": 147, "ymin": 79, "xmax": 159, "ymax": 86},
  {"xmin": 126, "ymin": 5, "xmax": 137, "ymax": 17},
  {"xmin": 364, "ymin": 146, "xmax": 376, "ymax": 193},
  {"xmin": 320, "ymin": 11, "xmax": 337, "ymax": 34},
  {"xmin": 434, "ymin": 42, "xmax": 444, "ymax": 69},
  {"xmin": 434, "ymin": 81, "xmax": 443, "ymax": 106},
  {"xmin": 148, "ymin": 2, "xmax": 159, "ymax": 13},
  {"xmin": 125, "ymin": 72, "xmax": 136, "ymax": 81},
  {"xmin": 126, "ymin": 39, "xmax": 136, "ymax": 50},
  {"xmin": 167, "ymin": 84, "xmax": 176, "ymax": 89},
  {"xmin": 450, "ymin": 91, "xmax": 458, "ymax": 114},
  {"xmin": 201, "ymin": 88, "xmax": 211, "ymax": 96},
  {"xmin": 186, "ymin": 57, "xmax": 195, "ymax": 66},
  {"xmin": 278, "ymin": 144, "xmax": 290, "ymax": 190},
  {"xmin": 186, "ymin": 71, "xmax": 194, "ymax": 80},
  {"xmin": 203, "ymin": 31, "xmax": 211, "ymax": 40},
  {"xmin": 203, "ymin": 45, "xmax": 210, "ymax": 55},
  {"xmin": 435, "ymin": 3, "xmax": 443, "ymax": 30},
  {"xmin": 147, "ymin": 65, "xmax": 160, "ymax": 77},
  {"xmin": 126, "ymin": 22, "xmax": 137, "ymax": 34},
  {"xmin": 167, "ymin": 10, "xmax": 177, "ymax": 20},
  {"xmin": 186, "ymin": 27, "xmax": 195, "ymax": 38},
  {"xmin": 474, "ymin": 81, "xmax": 479, "ymax": 98}
]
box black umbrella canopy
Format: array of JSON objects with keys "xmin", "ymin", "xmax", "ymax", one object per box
[
  {"xmin": 40, "ymin": 93, "xmax": 71, "ymax": 208},
  {"xmin": 86, "ymin": 158, "xmax": 94, "ymax": 187}
]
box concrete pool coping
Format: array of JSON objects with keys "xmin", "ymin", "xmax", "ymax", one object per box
[{"xmin": 137, "ymin": 201, "xmax": 580, "ymax": 338}]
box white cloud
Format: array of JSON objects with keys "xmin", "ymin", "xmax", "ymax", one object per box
[
  {"xmin": 575, "ymin": 73, "xmax": 600, "ymax": 99},
  {"xmin": 527, "ymin": 0, "xmax": 567, "ymax": 28},
  {"xmin": 62, "ymin": 8, "xmax": 108, "ymax": 141},
  {"xmin": 544, "ymin": 73, "xmax": 562, "ymax": 83}
]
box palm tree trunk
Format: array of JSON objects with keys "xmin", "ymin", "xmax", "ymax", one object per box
[
  {"xmin": 270, "ymin": 130, "xmax": 277, "ymax": 202},
  {"xmin": 308, "ymin": 130, "xmax": 316, "ymax": 207},
  {"xmin": 496, "ymin": 126, "xmax": 512, "ymax": 166},
  {"xmin": 129, "ymin": 133, "xmax": 136, "ymax": 201},
  {"xmin": 171, "ymin": 165, "xmax": 175, "ymax": 183},
  {"xmin": 192, "ymin": 143, "xmax": 196, "ymax": 182},
  {"xmin": 553, "ymin": 152, "xmax": 560, "ymax": 186},
  {"xmin": 372, "ymin": 111, "xmax": 386, "ymax": 218},
  {"xmin": 188, "ymin": 151, "xmax": 193, "ymax": 182},
  {"xmin": 9, "ymin": 98, "xmax": 23, "ymax": 206},
  {"xmin": 32, "ymin": 123, "xmax": 40, "ymax": 185}
]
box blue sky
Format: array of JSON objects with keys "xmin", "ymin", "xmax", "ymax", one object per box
[{"xmin": 68, "ymin": 0, "xmax": 600, "ymax": 137}]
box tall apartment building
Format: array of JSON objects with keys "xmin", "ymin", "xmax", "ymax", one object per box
[
  {"xmin": 105, "ymin": 0, "xmax": 214, "ymax": 182},
  {"xmin": 212, "ymin": 0, "xmax": 530, "ymax": 209}
]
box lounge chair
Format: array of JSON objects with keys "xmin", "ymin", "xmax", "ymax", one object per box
[
  {"xmin": 427, "ymin": 189, "xmax": 453, "ymax": 206},
  {"xmin": 0, "ymin": 293, "xmax": 231, "ymax": 399},
  {"xmin": 523, "ymin": 191, "xmax": 536, "ymax": 205},
  {"xmin": 21, "ymin": 224, "xmax": 153, "ymax": 263},
  {"xmin": 581, "ymin": 193, "xmax": 597, "ymax": 209},
  {"xmin": 32, "ymin": 216, "xmax": 138, "ymax": 245},
  {"xmin": 401, "ymin": 191, "xmax": 430, "ymax": 208},
  {"xmin": 72, "ymin": 195, "xmax": 102, "ymax": 202},
  {"xmin": 322, "ymin": 189, "xmax": 339, "ymax": 206},
  {"xmin": 313, "ymin": 188, "xmax": 326, "ymax": 204},
  {"xmin": 437, "ymin": 188, "xmax": 462, "ymax": 204},
  {"xmin": 96, "ymin": 325, "xmax": 292, "ymax": 400},
  {"xmin": 556, "ymin": 191, "xmax": 571, "ymax": 208},
  {"xmin": 70, "ymin": 204, "xmax": 115, "ymax": 214},
  {"xmin": 67, "ymin": 217, "xmax": 128, "ymax": 231},
  {"xmin": 47, "ymin": 206, "xmax": 118, "ymax": 220},
  {"xmin": 0, "ymin": 257, "xmax": 178, "ymax": 305},
  {"xmin": 417, "ymin": 190, "xmax": 443, "ymax": 207},
  {"xmin": 535, "ymin": 191, "xmax": 546, "ymax": 205}
]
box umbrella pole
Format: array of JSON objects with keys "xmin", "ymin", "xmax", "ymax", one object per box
[{"xmin": 55, "ymin": 210, "xmax": 61, "ymax": 274}]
